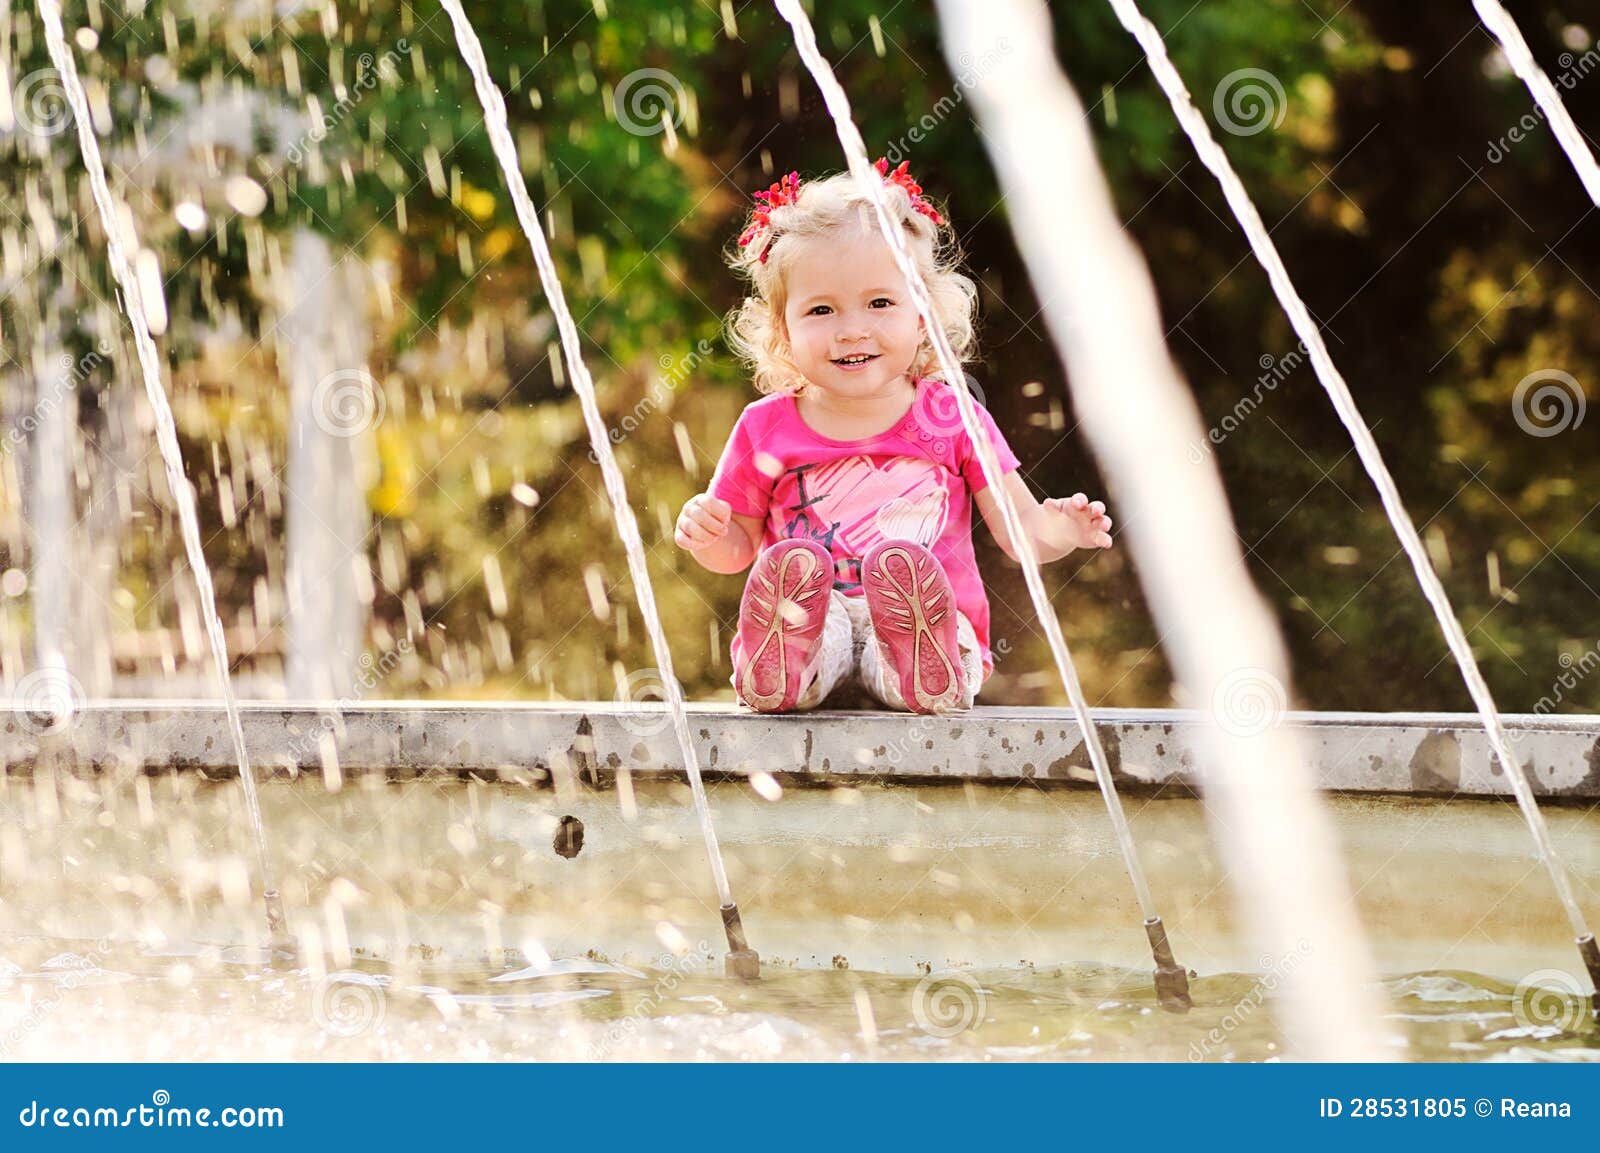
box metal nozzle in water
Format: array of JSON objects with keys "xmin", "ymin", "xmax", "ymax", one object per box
[
  {"xmin": 722, "ymin": 903, "xmax": 760, "ymax": 981},
  {"xmin": 1146, "ymin": 916, "xmax": 1193, "ymax": 1012},
  {"xmin": 264, "ymin": 890, "xmax": 296, "ymax": 956},
  {"xmin": 1579, "ymin": 933, "xmax": 1600, "ymax": 1025}
]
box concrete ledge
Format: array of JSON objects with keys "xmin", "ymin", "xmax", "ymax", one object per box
[{"xmin": 4, "ymin": 701, "xmax": 1598, "ymax": 799}]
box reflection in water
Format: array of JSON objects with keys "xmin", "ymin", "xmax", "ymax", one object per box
[
  {"xmin": 2, "ymin": 775, "xmax": 1597, "ymax": 1060},
  {"xmin": 2, "ymin": 937, "xmax": 1596, "ymax": 1062}
]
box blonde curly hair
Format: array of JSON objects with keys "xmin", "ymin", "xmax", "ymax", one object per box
[{"xmin": 724, "ymin": 168, "xmax": 978, "ymax": 396}]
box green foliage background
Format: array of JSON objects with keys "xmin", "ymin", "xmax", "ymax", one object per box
[{"xmin": 2, "ymin": 0, "xmax": 1597, "ymax": 713}]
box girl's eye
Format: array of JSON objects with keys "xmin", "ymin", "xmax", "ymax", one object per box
[
  {"xmin": 869, "ymin": 298, "xmax": 894, "ymax": 309},
  {"xmin": 806, "ymin": 305, "xmax": 833, "ymax": 316}
]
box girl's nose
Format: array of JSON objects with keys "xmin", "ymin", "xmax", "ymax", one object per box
[{"xmin": 837, "ymin": 313, "xmax": 872, "ymax": 340}]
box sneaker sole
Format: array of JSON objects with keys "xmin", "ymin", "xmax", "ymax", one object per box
[
  {"xmin": 863, "ymin": 541, "xmax": 964, "ymax": 713},
  {"xmin": 735, "ymin": 540, "xmax": 832, "ymax": 712}
]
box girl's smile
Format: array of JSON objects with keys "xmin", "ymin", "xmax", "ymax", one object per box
[{"xmin": 830, "ymin": 352, "xmax": 880, "ymax": 370}]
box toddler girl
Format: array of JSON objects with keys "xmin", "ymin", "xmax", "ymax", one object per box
[{"xmin": 674, "ymin": 160, "xmax": 1113, "ymax": 714}]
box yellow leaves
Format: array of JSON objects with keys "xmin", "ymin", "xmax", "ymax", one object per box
[
  {"xmin": 577, "ymin": 235, "xmax": 608, "ymax": 292},
  {"xmin": 1552, "ymin": 284, "xmax": 1584, "ymax": 321},
  {"xmin": 1333, "ymin": 197, "xmax": 1367, "ymax": 233},
  {"xmin": 1307, "ymin": 186, "xmax": 1368, "ymax": 234},
  {"xmin": 482, "ymin": 227, "xmax": 518, "ymax": 262},
  {"xmin": 1520, "ymin": 477, "xmax": 1570, "ymax": 513},
  {"xmin": 368, "ymin": 424, "xmax": 417, "ymax": 518},
  {"xmin": 1504, "ymin": 537, "xmax": 1540, "ymax": 567},
  {"xmin": 459, "ymin": 182, "xmax": 497, "ymax": 222},
  {"xmin": 1288, "ymin": 74, "xmax": 1336, "ymax": 152},
  {"xmin": 1467, "ymin": 275, "xmax": 1504, "ymax": 315}
]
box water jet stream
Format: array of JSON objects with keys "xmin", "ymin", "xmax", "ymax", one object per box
[
  {"xmin": 1106, "ymin": 0, "xmax": 1600, "ymax": 1015},
  {"xmin": 36, "ymin": 0, "xmax": 285, "ymax": 941},
  {"xmin": 438, "ymin": 0, "xmax": 756, "ymax": 978},
  {"xmin": 1473, "ymin": 0, "xmax": 1600, "ymax": 206},
  {"xmin": 934, "ymin": 0, "xmax": 1389, "ymax": 1061},
  {"xmin": 774, "ymin": 0, "xmax": 1192, "ymax": 1012}
]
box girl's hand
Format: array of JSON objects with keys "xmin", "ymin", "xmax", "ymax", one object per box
[
  {"xmin": 675, "ymin": 493, "xmax": 733, "ymax": 551},
  {"xmin": 1043, "ymin": 493, "xmax": 1114, "ymax": 550}
]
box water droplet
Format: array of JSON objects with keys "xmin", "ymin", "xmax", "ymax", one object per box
[
  {"xmin": 174, "ymin": 201, "xmax": 206, "ymax": 232},
  {"xmin": 224, "ymin": 175, "xmax": 267, "ymax": 217}
]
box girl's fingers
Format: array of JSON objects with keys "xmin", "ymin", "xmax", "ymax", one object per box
[
  {"xmin": 1028, "ymin": 494, "xmax": 1113, "ymax": 549},
  {"xmin": 682, "ymin": 513, "xmax": 730, "ymax": 550},
  {"xmin": 690, "ymin": 508, "xmax": 729, "ymax": 537},
  {"xmin": 1044, "ymin": 496, "xmax": 1112, "ymax": 542},
  {"xmin": 675, "ymin": 513, "xmax": 714, "ymax": 548},
  {"xmin": 683, "ymin": 494, "xmax": 729, "ymax": 522}
]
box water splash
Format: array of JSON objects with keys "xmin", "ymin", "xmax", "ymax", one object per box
[
  {"xmin": 1473, "ymin": 0, "xmax": 1600, "ymax": 205},
  {"xmin": 934, "ymin": 0, "xmax": 1387, "ymax": 1062},
  {"xmin": 1104, "ymin": 0, "xmax": 1596, "ymax": 973},
  {"xmin": 436, "ymin": 0, "xmax": 750, "ymax": 970},
  {"xmin": 771, "ymin": 0, "xmax": 1184, "ymax": 1006},
  {"xmin": 35, "ymin": 0, "xmax": 284, "ymax": 938}
]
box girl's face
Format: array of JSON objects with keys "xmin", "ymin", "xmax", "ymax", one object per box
[{"xmin": 781, "ymin": 227, "xmax": 923, "ymax": 399}]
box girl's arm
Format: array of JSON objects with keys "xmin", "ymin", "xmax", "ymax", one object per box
[
  {"xmin": 974, "ymin": 472, "xmax": 1113, "ymax": 564},
  {"xmin": 674, "ymin": 493, "xmax": 764, "ymax": 573}
]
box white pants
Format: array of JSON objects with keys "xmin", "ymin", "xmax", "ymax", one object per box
[{"xmin": 789, "ymin": 590, "xmax": 983, "ymax": 711}]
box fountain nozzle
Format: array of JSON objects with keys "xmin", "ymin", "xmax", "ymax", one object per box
[
  {"xmin": 264, "ymin": 889, "xmax": 298, "ymax": 958},
  {"xmin": 1577, "ymin": 933, "xmax": 1600, "ymax": 1026},
  {"xmin": 1146, "ymin": 916, "xmax": 1193, "ymax": 1012},
  {"xmin": 722, "ymin": 903, "xmax": 760, "ymax": 981}
]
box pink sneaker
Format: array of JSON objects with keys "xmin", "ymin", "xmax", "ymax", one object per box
[
  {"xmin": 733, "ymin": 539, "xmax": 833, "ymax": 713},
  {"xmin": 862, "ymin": 539, "xmax": 965, "ymax": 713}
]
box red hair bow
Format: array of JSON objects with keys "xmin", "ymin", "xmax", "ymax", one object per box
[
  {"xmin": 737, "ymin": 171, "xmax": 802, "ymax": 263},
  {"xmin": 736, "ymin": 161, "xmax": 942, "ymax": 263},
  {"xmin": 875, "ymin": 158, "xmax": 942, "ymax": 225}
]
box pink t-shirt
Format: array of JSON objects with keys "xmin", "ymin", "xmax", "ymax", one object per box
[{"xmin": 710, "ymin": 376, "xmax": 1020, "ymax": 673}]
